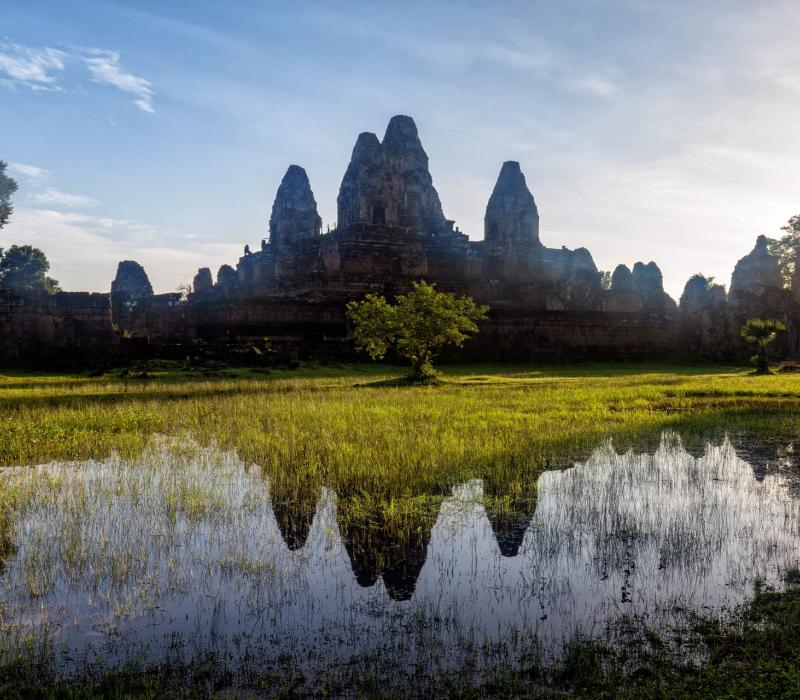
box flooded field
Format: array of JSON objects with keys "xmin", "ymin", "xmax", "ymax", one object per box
[{"xmin": 2, "ymin": 430, "xmax": 799, "ymax": 686}]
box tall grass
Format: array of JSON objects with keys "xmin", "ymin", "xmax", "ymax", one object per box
[
  {"xmin": 2, "ymin": 363, "xmax": 800, "ymax": 493},
  {"xmin": 3, "ymin": 363, "xmax": 800, "ymax": 694},
  {"xmin": 2, "ymin": 361, "xmax": 798, "ymax": 561}
]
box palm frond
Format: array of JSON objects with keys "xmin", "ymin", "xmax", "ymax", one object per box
[{"xmin": 740, "ymin": 318, "xmax": 786, "ymax": 344}]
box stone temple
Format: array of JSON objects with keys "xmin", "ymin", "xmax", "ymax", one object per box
[
  {"xmin": 230, "ymin": 115, "xmax": 628, "ymax": 314},
  {"xmin": 1, "ymin": 115, "xmax": 798, "ymax": 363}
]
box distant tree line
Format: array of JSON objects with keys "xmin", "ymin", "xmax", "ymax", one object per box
[
  {"xmin": 0, "ymin": 245, "xmax": 61, "ymax": 292},
  {"xmin": 0, "ymin": 160, "xmax": 17, "ymax": 229},
  {"xmin": 767, "ymin": 215, "xmax": 800, "ymax": 287},
  {"xmin": 0, "ymin": 161, "xmax": 60, "ymax": 292}
]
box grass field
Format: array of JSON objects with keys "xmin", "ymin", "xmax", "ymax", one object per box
[
  {"xmin": 3, "ymin": 361, "xmax": 800, "ymax": 697},
  {"xmin": 3, "ymin": 360, "xmax": 800, "ymax": 480},
  {"xmin": 2, "ymin": 360, "xmax": 799, "ymax": 524}
]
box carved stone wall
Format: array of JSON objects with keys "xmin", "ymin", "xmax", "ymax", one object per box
[
  {"xmin": 113, "ymin": 293, "xmax": 192, "ymax": 344},
  {"xmin": 2, "ymin": 114, "xmax": 797, "ymax": 366},
  {"xmin": 0, "ymin": 289, "xmax": 114, "ymax": 364},
  {"xmin": 678, "ymin": 275, "xmax": 729, "ymax": 360},
  {"xmin": 184, "ymin": 295, "xmax": 678, "ymax": 362}
]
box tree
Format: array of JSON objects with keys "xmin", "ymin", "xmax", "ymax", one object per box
[
  {"xmin": 740, "ymin": 318, "xmax": 786, "ymax": 374},
  {"xmin": 0, "ymin": 245, "xmax": 61, "ymax": 292},
  {"xmin": 598, "ymin": 270, "xmax": 612, "ymax": 289},
  {"xmin": 176, "ymin": 282, "xmax": 192, "ymax": 301},
  {"xmin": 0, "ymin": 161, "xmax": 18, "ymax": 229},
  {"xmin": 766, "ymin": 215, "xmax": 800, "ymax": 287},
  {"xmin": 346, "ymin": 281, "xmax": 489, "ymax": 381}
]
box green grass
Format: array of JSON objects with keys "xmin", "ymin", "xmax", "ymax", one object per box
[
  {"xmin": 4, "ymin": 571, "xmax": 800, "ymax": 698},
  {"xmin": 2, "ymin": 360, "xmax": 799, "ymax": 551},
  {"xmin": 539, "ymin": 568, "xmax": 800, "ymax": 699},
  {"xmin": 3, "ymin": 361, "xmax": 800, "ymax": 697},
  {"xmin": 3, "ymin": 361, "xmax": 800, "ymax": 487}
]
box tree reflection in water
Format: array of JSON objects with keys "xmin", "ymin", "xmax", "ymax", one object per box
[{"xmin": 1, "ymin": 431, "xmax": 799, "ymax": 680}]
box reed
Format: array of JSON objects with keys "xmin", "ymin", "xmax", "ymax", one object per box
[{"xmin": 2, "ymin": 363, "xmax": 799, "ymax": 495}]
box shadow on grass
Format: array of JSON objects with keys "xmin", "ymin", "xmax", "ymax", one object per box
[
  {"xmin": 353, "ymin": 375, "xmax": 442, "ymax": 388},
  {"xmin": 0, "ymin": 382, "xmax": 335, "ymax": 412},
  {"xmin": 438, "ymin": 362, "xmax": 747, "ymax": 380}
]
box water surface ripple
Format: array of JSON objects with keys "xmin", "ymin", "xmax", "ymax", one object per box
[{"xmin": 1, "ymin": 432, "xmax": 799, "ymax": 678}]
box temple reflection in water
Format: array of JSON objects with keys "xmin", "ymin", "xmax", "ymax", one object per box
[
  {"xmin": 4, "ymin": 430, "xmax": 800, "ymax": 680},
  {"xmin": 264, "ymin": 431, "xmax": 800, "ymax": 602}
]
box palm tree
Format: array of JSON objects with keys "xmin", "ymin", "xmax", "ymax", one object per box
[{"xmin": 740, "ymin": 318, "xmax": 786, "ymax": 374}]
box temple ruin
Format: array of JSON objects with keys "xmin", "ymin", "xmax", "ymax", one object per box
[{"xmin": 1, "ymin": 115, "xmax": 797, "ymax": 364}]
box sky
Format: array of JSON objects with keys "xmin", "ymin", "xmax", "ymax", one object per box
[{"xmin": 1, "ymin": 0, "xmax": 799, "ymax": 299}]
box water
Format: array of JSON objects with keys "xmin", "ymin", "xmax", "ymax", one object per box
[{"xmin": 1, "ymin": 432, "xmax": 800, "ymax": 682}]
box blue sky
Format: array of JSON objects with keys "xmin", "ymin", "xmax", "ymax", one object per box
[{"xmin": 1, "ymin": 0, "xmax": 799, "ymax": 298}]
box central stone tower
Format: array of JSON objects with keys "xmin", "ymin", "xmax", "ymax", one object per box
[{"xmin": 336, "ymin": 115, "xmax": 450, "ymax": 235}]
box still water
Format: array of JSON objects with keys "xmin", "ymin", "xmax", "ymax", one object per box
[{"xmin": 1, "ymin": 432, "xmax": 799, "ymax": 679}]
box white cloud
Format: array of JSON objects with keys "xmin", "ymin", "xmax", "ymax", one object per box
[
  {"xmin": 29, "ymin": 188, "xmax": 98, "ymax": 208},
  {"xmin": 7, "ymin": 161, "xmax": 50, "ymax": 181},
  {"xmin": 81, "ymin": 48, "xmax": 155, "ymax": 113},
  {"xmin": 6, "ymin": 163, "xmax": 96, "ymax": 210},
  {"xmin": 0, "ymin": 42, "xmax": 66, "ymax": 89},
  {"xmin": 0, "ymin": 41, "xmax": 155, "ymax": 112},
  {"xmin": 4, "ymin": 209, "xmax": 240, "ymax": 292}
]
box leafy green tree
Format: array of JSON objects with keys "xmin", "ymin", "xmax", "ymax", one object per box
[
  {"xmin": 598, "ymin": 270, "xmax": 612, "ymax": 289},
  {"xmin": 0, "ymin": 161, "xmax": 18, "ymax": 229},
  {"xmin": 766, "ymin": 215, "xmax": 800, "ymax": 287},
  {"xmin": 0, "ymin": 245, "xmax": 61, "ymax": 292},
  {"xmin": 740, "ymin": 318, "xmax": 786, "ymax": 374},
  {"xmin": 346, "ymin": 281, "xmax": 489, "ymax": 381}
]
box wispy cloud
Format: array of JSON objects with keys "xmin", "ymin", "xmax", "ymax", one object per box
[
  {"xmin": 6, "ymin": 208, "xmax": 240, "ymax": 292},
  {"xmin": 0, "ymin": 42, "xmax": 66, "ymax": 90},
  {"xmin": 81, "ymin": 48, "xmax": 155, "ymax": 113},
  {"xmin": 8, "ymin": 161, "xmax": 51, "ymax": 181},
  {"xmin": 0, "ymin": 41, "xmax": 155, "ymax": 112},
  {"xmin": 29, "ymin": 188, "xmax": 98, "ymax": 208},
  {"xmin": 22, "ymin": 210, "xmax": 162, "ymax": 240},
  {"xmin": 482, "ymin": 44, "xmax": 552, "ymax": 73},
  {"xmin": 7, "ymin": 163, "xmax": 96, "ymax": 209},
  {"xmin": 569, "ymin": 75, "xmax": 619, "ymax": 98}
]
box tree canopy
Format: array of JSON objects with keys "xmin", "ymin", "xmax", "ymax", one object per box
[
  {"xmin": 0, "ymin": 245, "xmax": 61, "ymax": 293},
  {"xmin": 346, "ymin": 281, "xmax": 489, "ymax": 381},
  {"xmin": 766, "ymin": 214, "xmax": 800, "ymax": 287},
  {"xmin": 0, "ymin": 161, "xmax": 18, "ymax": 230}
]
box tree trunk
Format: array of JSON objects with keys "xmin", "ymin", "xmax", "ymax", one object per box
[
  {"xmin": 409, "ymin": 352, "xmax": 436, "ymax": 382},
  {"xmin": 756, "ymin": 345, "xmax": 769, "ymax": 374}
]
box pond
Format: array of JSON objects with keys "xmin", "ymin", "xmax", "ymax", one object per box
[{"xmin": 1, "ymin": 431, "xmax": 799, "ymax": 685}]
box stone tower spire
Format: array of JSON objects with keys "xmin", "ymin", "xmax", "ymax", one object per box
[
  {"xmin": 336, "ymin": 115, "xmax": 448, "ymax": 234},
  {"xmin": 268, "ymin": 165, "xmax": 321, "ymax": 246},
  {"xmin": 484, "ymin": 161, "xmax": 540, "ymax": 251},
  {"xmin": 111, "ymin": 260, "xmax": 153, "ymax": 298},
  {"xmin": 337, "ymin": 132, "xmax": 384, "ymax": 229},
  {"xmin": 729, "ymin": 235, "xmax": 782, "ymax": 297}
]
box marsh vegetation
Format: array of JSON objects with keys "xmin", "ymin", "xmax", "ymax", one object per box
[{"xmin": 2, "ymin": 363, "xmax": 800, "ymax": 695}]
